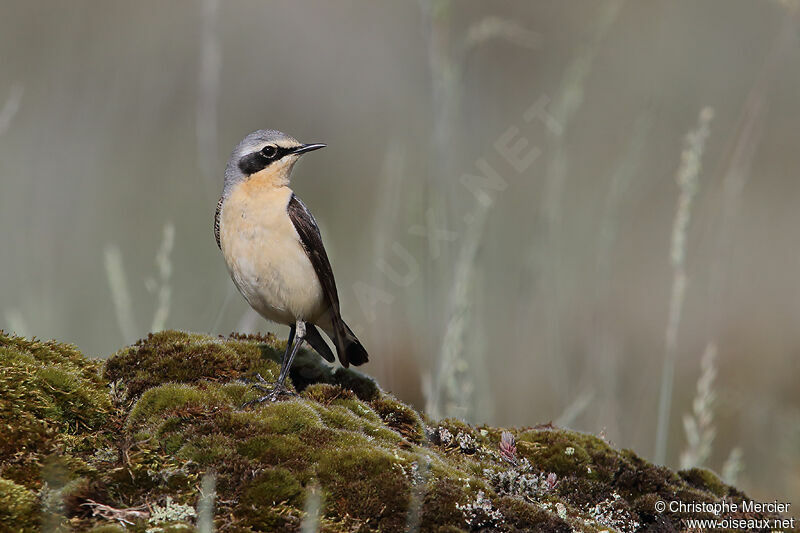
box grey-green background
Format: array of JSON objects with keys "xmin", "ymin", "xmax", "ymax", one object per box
[{"xmin": 2, "ymin": 0, "xmax": 798, "ymax": 511}]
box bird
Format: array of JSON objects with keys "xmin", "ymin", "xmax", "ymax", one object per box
[{"xmin": 215, "ymin": 129, "xmax": 368, "ymax": 403}]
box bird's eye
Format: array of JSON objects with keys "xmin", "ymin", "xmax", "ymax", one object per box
[{"xmin": 261, "ymin": 145, "xmax": 278, "ymax": 159}]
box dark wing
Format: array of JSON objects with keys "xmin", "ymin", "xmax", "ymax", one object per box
[
  {"xmin": 287, "ymin": 194, "xmax": 349, "ymax": 364},
  {"xmin": 214, "ymin": 196, "xmax": 224, "ymax": 249},
  {"xmin": 305, "ymin": 324, "xmax": 335, "ymax": 363}
]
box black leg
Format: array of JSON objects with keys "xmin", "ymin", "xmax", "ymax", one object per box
[
  {"xmin": 246, "ymin": 324, "xmax": 296, "ymax": 392},
  {"xmin": 278, "ymin": 324, "xmax": 297, "ymax": 382},
  {"xmin": 277, "ymin": 321, "xmax": 305, "ymax": 386},
  {"xmin": 242, "ymin": 321, "xmax": 305, "ymax": 407}
]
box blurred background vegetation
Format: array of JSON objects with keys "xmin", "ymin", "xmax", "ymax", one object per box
[{"xmin": 1, "ymin": 0, "xmax": 798, "ymax": 514}]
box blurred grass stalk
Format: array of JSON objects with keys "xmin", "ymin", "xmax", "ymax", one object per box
[
  {"xmin": 556, "ymin": 390, "xmax": 595, "ymax": 428},
  {"xmin": 680, "ymin": 342, "xmax": 717, "ymax": 469},
  {"xmin": 706, "ymin": 6, "xmax": 793, "ymax": 334},
  {"xmin": 0, "ymin": 82, "xmax": 23, "ymax": 136},
  {"xmin": 196, "ymin": 0, "xmax": 220, "ymax": 194},
  {"xmin": 104, "ymin": 245, "xmax": 137, "ymax": 344},
  {"xmin": 654, "ymin": 107, "xmax": 714, "ymax": 465},
  {"xmin": 300, "ymin": 482, "xmax": 322, "ymax": 533},
  {"xmin": 361, "ymin": 142, "xmax": 406, "ymax": 382},
  {"xmin": 536, "ymin": 0, "xmax": 625, "ymax": 406},
  {"xmin": 3, "ymin": 308, "xmax": 29, "ymax": 337},
  {"xmin": 105, "ymin": 221, "xmax": 175, "ymax": 344},
  {"xmin": 428, "ymin": 198, "xmax": 490, "ymax": 420},
  {"xmin": 722, "ymin": 446, "xmax": 744, "ymax": 486},
  {"xmin": 196, "ymin": 472, "xmax": 216, "ymax": 533},
  {"xmin": 405, "ymin": 455, "xmax": 432, "ymax": 533},
  {"xmin": 420, "ymin": 0, "xmax": 538, "ymax": 422},
  {"xmin": 149, "ymin": 222, "xmax": 175, "ymax": 333},
  {"xmin": 678, "ymin": 342, "xmax": 748, "ymax": 487},
  {"xmin": 0, "ymin": 85, "xmax": 26, "ymax": 335},
  {"xmin": 588, "ymin": 112, "xmax": 652, "ymax": 435}
]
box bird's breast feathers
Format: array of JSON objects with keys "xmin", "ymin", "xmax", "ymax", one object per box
[{"xmin": 219, "ymin": 181, "xmax": 326, "ymax": 325}]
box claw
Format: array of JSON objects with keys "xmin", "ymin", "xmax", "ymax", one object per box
[
  {"xmin": 238, "ymin": 373, "xmax": 274, "ymax": 393},
  {"xmin": 240, "ymin": 382, "xmax": 296, "ymax": 408}
]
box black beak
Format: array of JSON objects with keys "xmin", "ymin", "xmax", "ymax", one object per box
[{"xmin": 292, "ymin": 143, "xmax": 326, "ymax": 155}]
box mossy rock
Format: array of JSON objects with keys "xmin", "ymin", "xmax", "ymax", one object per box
[
  {"xmin": 103, "ymin": 330, "xmax": 379, "ymax": 404},
  {"xmin": 1, "ymin": 330, "xmax": 794, "ymax": 532},
  {"xmin": 0, "ymin": 332, "xmax": 112, "ymax": 496},
  {"xmin": 0, "ymin": 478, "xmax": 38, "ymax": 532},
  {"xmin": 678, "ymin": 466, "xmax": 740, "ymax": 500}
]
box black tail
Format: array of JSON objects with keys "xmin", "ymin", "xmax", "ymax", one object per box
[
  {"xmin": 305, "ymin": 324, "xmax": 335, "ymax": 363},
  {"xmin": 339, "ymin": 321, "xmax": 368, "ymax": 367}
]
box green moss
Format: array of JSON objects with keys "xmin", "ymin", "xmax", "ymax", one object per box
[
  {"xmin": 313, "ymin": 403, "xmax": 365, "ymax": 431},
  {"xmin": 0, "ymin": 334, "xmax": 110, "ymax": 435},
  {"xmin": 303, "ymin": 383, "xmax": 355, "ymax": 404},
  {"xmin": 613, "ymin": 449, "xmax": 682, "ymax": 500},
  {"xmin": 36, "ymin": 365, "xmax": 104, "ymax": 423},
  {"xmin": 337, "ymin": 398, "xmax": 381, "ymax": 422},
  {"xmin": 242, "ymin": 467, "xmax": 303, "ymax": 506},
  {"xmin": 104, "ymin": 331, "xmax": 276, "ymax": 400},
  {"xmin": 332, "ymin": 367, "xmax": 380, "ymax": 401},
  {"xmin": 679, "ymin": 467, "xmax": 729, "ymax": 498},
  {"xmin": 418, "ymin": 477, "xmax": 469, "ymax": 532},
  {"xmin": 234, "ymin": 504, "xmax": 301, "ymax": 532},
  {"xmin": 0, "ymin": 330, "xmax": 769, "ymax": 532},
  {"xmin": 317, "ymin": 447, "xmax": 411, "ymax": 531},
  {"xmin": 285, "ymin": 349, "xmax": 380, "ymax": 401},
  {"xmin": 0, "ymin": 332, "xmax": 112, "ymax": 492},
  {"xmin": 371, "ymin": 393, "xmax": 426, "ymax": 443},
  {"xmin": 518, "ymin": 428, "xmax": 615, "ymax": 481},
  {"xmin": 218, "ymin": 382, "xmax": 257, "ymax": 406},
  {"xmin": 0, "ymin": 478, "xmax": 38, "ymax": 532},
  {"xmin": 495, "ymin": 496, "xmax": 571, "ymax": 533},
  {"xmin": 244, "ymin": 398, "xmax": 324, "ymax": 433},
  {"xmin": 179, "ymin": 433, "xmax": 236, "ymax": 464},
  {"xmin": 87, "ymin": 525, "xmax": 127, "ymax": 533},
  {"xmin": 127, "ymin": 382, "xmax": 228, "ymax": 427},
  {"xmin": 0, "ymin": 333, "xmax": 100, "ymax": 375}
]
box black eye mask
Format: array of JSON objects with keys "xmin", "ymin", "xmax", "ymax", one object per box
[{"xmin": 237, "ymin": 145, "xmax": 295, "ymax": 175}]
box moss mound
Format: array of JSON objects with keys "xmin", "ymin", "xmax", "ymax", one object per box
[
  {"xmin": 0, "ymin": 330, "xmax": 793, "ymax": 532},
  {"xmin": 0, "ymin": 332, "xmax": 114, "ymax": 532}
]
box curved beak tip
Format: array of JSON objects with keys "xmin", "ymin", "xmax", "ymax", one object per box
[{"xmin": 293, "ymin": 143, "xmax": 326, "ymax": 155}]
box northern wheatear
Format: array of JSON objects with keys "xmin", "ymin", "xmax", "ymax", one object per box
[{"xmin": 215, "ymin": 129, "xmax": 368, "ymax": 402}]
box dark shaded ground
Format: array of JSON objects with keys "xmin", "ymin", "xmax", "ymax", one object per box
[{"xmin": 0, "ymin": 330, "xmax": 793, "ymax": 532}]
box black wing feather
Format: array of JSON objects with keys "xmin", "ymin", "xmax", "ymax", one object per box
[
  {"xmin": 305, "ymin": 324, "xmax": 335, "ymax": 363},
  {"xmin": 287, "ymin": 194, "xmax": 351, "ymax": 365},
  {"xmin": 214, "ymin": 196, "xmax": 223, "ymax": 249}
]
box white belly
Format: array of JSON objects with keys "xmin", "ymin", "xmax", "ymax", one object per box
[{"xmin": 219, "ymin": 183, "xmax": 326, "ymax": 325}]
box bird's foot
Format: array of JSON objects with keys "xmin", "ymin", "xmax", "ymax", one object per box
[
  {"xmin": 241, "ymin": 382, "xmax": 295, "ymax": 408},
  {"xmin": 237, "ymin": 372, "xmax": 273, "ymax": 393}
]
